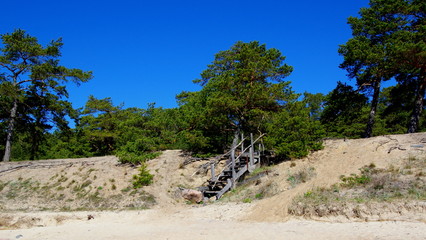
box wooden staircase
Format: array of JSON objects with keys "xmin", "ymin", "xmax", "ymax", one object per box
[{"xmin": 202, "ymin": 133, "xmax": 264, "ymax": 200}]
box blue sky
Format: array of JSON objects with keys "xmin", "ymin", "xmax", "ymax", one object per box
[{"xmin": 1, "ymin": 0, "xmax": 370, "ymax": 109}]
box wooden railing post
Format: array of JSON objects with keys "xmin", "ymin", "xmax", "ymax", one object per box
[
  {"xmin": 210, "ymin": 163, "xmax": 215, "ymax": 181},
  {"xmin": 231, "ymin": 144, "xmax": 236, "ymax": 189},
  {"xmin": 241, "ymin": 132, "xmax": 244, "ymax": 154},
  {"xmin": 250, "ymin": 133, "xmax": 254, "ymax": 166},
  {"xmin": 231, "ymin": 132, "xmax": 239, "ymax": 189}
]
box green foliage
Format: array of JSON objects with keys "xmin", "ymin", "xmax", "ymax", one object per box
[
  {"xmin": 115, "ymin": 125, "xmax": 163, "ymax": 165},
  {"xmin": 0, "ymin": 29, "xmax": 92, "ymax": 161},
  {"xmin": 40, "ymin": 131, "xmax": 93, "ymax": 159},
  {"xmin": 339, "ymin": 0, "xmax": 426, "ymax": 134},
  {"xmin": 287, "ymin": 167, "xmax": 316, "ymax": 187},
  {"xmin": 378, "ymin": 83, "xmax": 424, "ymax": 134},
  {"xmin": 117, "ymin": 151, "xmax": 161, "ymax": 165},
  {"xmin": 178, "ymin": 41, "xmax": 294, "ymax": 154},
  {"xmin": 302, "ymin": 92, "xmax": 326, "ymax": 121},
  {"xmin": 321, "ymin": 82, "xmax": 368, "ymax": 138},
  {"xmin": 340, "ymin": 164, "xmax": 379, "ymax": 188},
  {"xmin": 119, "ymin": 137, "xmax": 157, "ymax": 155},
  {"xmin": 33, "ymin": 41, "xmax": 326, "ymax": 162},
  {"xmin": 8, "ymin": 93, "xmax": 185, "ymax": 161},
  {"xmin": 79, "ymin": 95, "xmax": 121, "ymax": 156},
  {"xmin": 132, "ymin": 164, "xmax": 154, "ymax": 188},
  {"xmin": 265, "ymin": 102, "xmax": 325, "ymax": 159},
  {"xmin": 340, "ymin": 174, "xmax": 371, "ymax": 188}
]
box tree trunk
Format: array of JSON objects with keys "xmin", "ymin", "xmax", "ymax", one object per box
[
  {"xmin": 365, "ymin": 80, "xmax": 381, "ymax": 138},
  {"xmin": 408, "ymin": 78, "xmax": 426, "ymax": 133},
  {"xmin": 3, "ymin": 99, "xmax": 18, "ymax": 162}
]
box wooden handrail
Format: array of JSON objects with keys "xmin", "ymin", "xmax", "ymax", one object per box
[{"xmin": 210, "ymin": 133, "xmax": 265, "ymax": 189}]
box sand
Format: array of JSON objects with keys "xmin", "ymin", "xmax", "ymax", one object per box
[{"xmin": 1, "ymin": 207, "xmax": 425, "ymax": 240}]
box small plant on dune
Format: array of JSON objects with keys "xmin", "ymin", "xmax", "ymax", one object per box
[
  {"xmin": 340, "ymin": 164, "xmax": 377, "ymax": 188},
  {"xmin": 132, "ymin": 164, "xmax": 154, "ymax": 188},
  {"xmin": 73, "ymin": 180, "xmax": 92, "ymax": 193},
  {"xmin": 287, "ymin": 167, "xmax": 316, "ymax": 188},
  {"xmin": 255, "ymin": 193, "xmax": 263, "ymax": 199},
  {"xmin": 57, "ymin": 175, "xmax": 68, "ymax": 183},
  {"xmin": 0, "ymin": 181, "xmax": 9, "ymax": 192},
  {"xmin": 248, "ymin": 166, "xmax": 272, "ymax": 177},
  {"xmin": 340, "ymin": 174, "xmax": 371, "ymax": 187}
]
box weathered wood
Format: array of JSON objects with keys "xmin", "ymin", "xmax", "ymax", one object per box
[
  {"xmin": 231, "ymin": 132, "xmax": 239, "ymax": 189},
  {"xmin": 216, "ymin": 178, "xmax": 232, "ymax": 199},
  {"xmin": 0, "ymin": 161, "xmax": 77, "ymax": 176},
  {"xmin": 213, "ymin": 136, "xmax": 247, "ymax": 163},
  {"xmin": 231, "ymin": 147, "xmax": 236, "ymax": 189},
  {"xmin": 235, "ymin": 165, "xmax": 248, "ymax": 180},
  {"xmin": 241, "ymin": 132, "xmax": 244, "ymax": 153},
  {"xmin": 210, "ymin": 163, "xmax": 215, "ymax": 181},
  {"xmin": 203, "ymin": 133, "xmax": 266, "ymax": 200},
  {"xmin": 233, "ymin": 133, "xmax": 265, "ymax": 164},
  {"xmin": 250, "ymin": 133, "xmax": 254, "ymax": 166},
  {"xmin": 0, "ymin": 164, "xmax": 31, "ymax": 175}
]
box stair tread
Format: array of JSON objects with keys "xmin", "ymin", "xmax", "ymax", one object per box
[
  {"xmin": 204, "ymin": 191, "xmax": 219, "ymax": 194},
  {"xmin": 208, "ymin": 179, "xmax": 228, "ymax": 182},
  {"xmin": 203, "ymin": 138, "xmax": 267, "ymax": 200}
]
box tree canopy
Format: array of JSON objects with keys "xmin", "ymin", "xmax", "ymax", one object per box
[
  {"xmin": 0, "ymin": 29, "xmax": 92, "ymax": 161},
  {"xmin": 339, "ymin": 0, "xmax": 426, "ymax": 135},
  {"xmin": 177, "ymin": 41, "xmax": 295, "ymax": 153}
]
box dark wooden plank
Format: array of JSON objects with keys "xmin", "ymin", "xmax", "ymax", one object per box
[{"xmin": 216, "ymin": 178, "xmax": 232, "ymax": 199}]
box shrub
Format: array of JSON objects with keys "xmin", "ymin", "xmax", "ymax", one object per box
[
  {"xmin": 287, "ymin": 167, "xmax": 316, "ymax": 187},
  {"xmin": 340, "ymin": 174, "xmax": 371, "ymax": 188},
  {"xmin": 265, "ymin": 102, "xmax": 325, "ymax": 160},
  {"xmin": 340, "ymin": 165, "xmax": 377, "ymax": 188},
  {"xmin": 132, "ymin": 164, "xmax": 154, "ymax": 188},
  {"xmin": 117, "ymin": 151, "xmax": 161, "ymax": 165}
]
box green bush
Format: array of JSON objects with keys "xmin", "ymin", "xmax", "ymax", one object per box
[
  {"xmin": 340, "ymin": 165, "xmax": 376, "ymax": 188},
  {"xmin": 340, "ymin": 174, "xmax": 371, "ymax": 188},
  {"xmin": 287, "ymin": 167, "xmax": 316, "ymax": 187},
  {"xmin": 265, "ymin": 102, "xmax": 325, "ymax": 160},
  {"xmin": 117, "ymin": 151, "xmax": 161, "ymax": 165},
  {"xmin": 116, "ymin": 137, "xmax": 162, "ymax": 165},
  {"xmin": 132, "ymin": 164, "xmax": 154, "ymax": 188}
]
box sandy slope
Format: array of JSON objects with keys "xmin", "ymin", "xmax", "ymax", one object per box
[
  {"xmin": 247, "ymin": 133, "xmax": 426, "ymax": 221},
  {"xmin": 1, "ymin": 133, "xmax": 426, "ymax": 240}
]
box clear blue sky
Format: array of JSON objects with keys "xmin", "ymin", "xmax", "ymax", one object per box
[{"xmin": 1, "ymin": 0, "xmax": 370, "ymax": 109}]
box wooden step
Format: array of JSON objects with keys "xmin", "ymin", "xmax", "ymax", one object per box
[
  {"xmin": 203, "ymin": 191, "xmax": 219, "ymax": 197},
  {"xmin": 204, "ymin": 191, "xmax": 219, "ymax": 195},
  {"xmin": 207, "ymin": 180, "xmax": 227, "ymax": 186},
  {"xmin": 218, "ymin": 174, "xmax": 231, "ymax": 180},
  {"xmin": 208, "ymin": 179, "xmax": 228, "ymax": 183}
]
